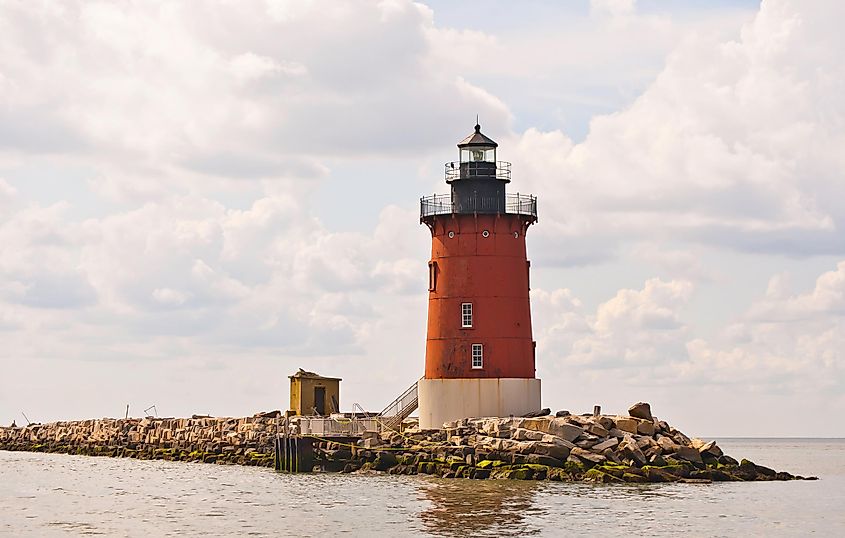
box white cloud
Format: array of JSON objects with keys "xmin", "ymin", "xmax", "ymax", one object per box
[
  {"xmin": 152, "ymin": 287, "xmax": 190, "ymax": 307},
  {"xmin": 534, "ymin": 261, "xmax": 845, "ymax": 415},
  {"xmin": 228, "ymin": 52, "xmax": 306, "ymax": 84},
  {"xmin": 679, "ymin": 263, "xmax": 845, "ymax": 395},
  {"xmin": 513, "ymin": 0, "xmax": 845, "ymax": 261},
  {"xmin": 0, "ymin": 178, "xmax": 15, "ymax": 204},
  {"xmin": 590, "ymin": 0, "xmax": 636, "ymax": 19},
  {"xmin": 535, "ymin": 278, "xmax": 693, "ymax": 376},
  {"xmin": 0, "ymin": 1, "xmax": 844, "ymax": 435},
  {"xmin": 0, "ymin": 0, "xmax": 513, "ymax": 205}
]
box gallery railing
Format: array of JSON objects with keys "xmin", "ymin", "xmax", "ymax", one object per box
[
  {"xmin": 420, "ymin": 193, "xmax": 538, "ymax": 220},
  {"xmin": 445, "ymin": 161, "xmax": 512, "ymax": 182}
]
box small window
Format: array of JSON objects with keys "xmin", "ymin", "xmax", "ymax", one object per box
[
  {"xmin": 461, "ymin": 303, "xmax": 473, "ymax": 328},
  {"xmin": 526, "ymin": 260, "xmax": 531, "ymax": 290},
  {"xmin": 428, "ymin": 261, "xmax": 437, "ymax": 292},
  {"xmin": 471, "ymin": 344, "xmax": 483, "ymax": 369}
]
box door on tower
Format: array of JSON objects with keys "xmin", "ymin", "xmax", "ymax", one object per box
[{"xmin": 314, "ymin": 386, "xmax": 326, "ymax": 415}]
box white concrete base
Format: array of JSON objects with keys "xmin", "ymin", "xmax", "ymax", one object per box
[{"xmin": 417, "ymin": 377, "xmax": 542, "ymax": 430}]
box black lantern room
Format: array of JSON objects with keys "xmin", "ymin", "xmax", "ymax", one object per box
[{"xmin": 446, "ymin": 123, "xmax": 510, "ymax": 214}]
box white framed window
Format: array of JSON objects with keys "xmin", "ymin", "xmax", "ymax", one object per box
[
  {"xmin": 471, "ymin": 344, "xmax": 483, "ymax": 369},
  {"xmin": 461, "ymin": 303, "xmax": 473, "ymax": 328}
]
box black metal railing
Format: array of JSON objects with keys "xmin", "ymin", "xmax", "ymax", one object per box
[
  {"xmin": 445, "ymin": 161, "xmax": 511, "ymax": 182},
  {"xmin": 420, "ymin": 193, "xmax": 538, "ymax": 220}
]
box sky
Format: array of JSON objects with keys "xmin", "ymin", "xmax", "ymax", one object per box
[{"xmin": 1, "ymin": 0, "xmax": 843, "ymax": 437}]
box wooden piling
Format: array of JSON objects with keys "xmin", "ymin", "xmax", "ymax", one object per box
[{"xmin": 275, "ymin": 421, "xmax": 314, "ymax": 473}]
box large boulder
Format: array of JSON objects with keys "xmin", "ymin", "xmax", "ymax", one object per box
[
  {"xmin": 656, "ymin": 435, "xmax": 678, "ymax": 453},
  {"xmin": 548, "ymin": 419, "xmax": 584, "ymax": 442},
  {"xmin": 594, "ymin": 416, "xmax": 615, "ymax": 430},
  {"xmin": 628, "ymin": 402, "xmax": 654, "ymax": 422},
  {"xmin": 617, "ymin": 440, "xmax": 647, "ymax": 466},
  {"xmin": 482, "ymin": 419, "xmax": 512, "ymax": 439},
  {"xmin": 614, "ymin": 418, "xmax": 639, "ymax": 434},
  {"xmin": 512, "ymin": 428, "xmax": 544, "ymax": 441},
  {"xmin": 530, "ymin": 441, "xmax": 571, "ymax": 461},
  {"xmin": 373, "ymin": 451, "xmax": 398, "ymax": 471},
  {"xmin": 637, "ymin": 422, "xmax": 656, "ymax": 436},
  {"xmin": 541, "ymin": 434, "xmax": 576, "ymax": 448},
  {"xmin": 586, "ymin": 423, "xmax": 610, "ymax": 437},
  {"xmin": 571, "ymin": 446, "xmax": 607, "ymax": 465},
  {"xmin": 699, "ymin": 440, "xmax": 723, "ymax": 457},
  {"xmin": 523, "ymin": 408, "xmax": 551, "ymax": 418},
  {"xmin": 674, "ymin": 445, "xmax": 703, "ymax": 464},
  {"xmin": 592, "ymin": 437, "xmax": 619, "ymax": 452},
  {"xmin": 521, "ymin": 418, "xmax": 551, "ymax": 433}
]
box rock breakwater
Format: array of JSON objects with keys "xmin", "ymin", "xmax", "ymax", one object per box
[
  {"xmin": 310, "ymin": 403, "xmax": 817, "ymax": 483},
  {"xmin": 0, "ymin": 403, "xmax": 817, "ymax": 483},
  {"xmin": 0, "ymin": 415, "xmax": 277, "ymax": 467}
]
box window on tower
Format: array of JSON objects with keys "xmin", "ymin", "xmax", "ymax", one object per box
[
  {"xmin": 428, "ymin": 261, "xmax": 437, "ymax": 292},
  {"xmin": 461, "ymin": 303, "xmax": 473, "ymax": 328},
  {"xmin": 471, "ymin": 344, "xmax": 483, "ymax": 369},
  {"xmin": 460, "ymin": 148, "xmax": 495, "ymax": 163}
]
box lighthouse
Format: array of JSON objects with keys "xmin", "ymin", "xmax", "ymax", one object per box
[{"xmin": 417, "ymin": 124, "xmax": 541, "ymax": 429}]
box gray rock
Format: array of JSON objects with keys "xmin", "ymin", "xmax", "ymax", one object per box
[
  {"xmin": 571, "ymin": 446, "xmax": 607, "ymax": 465},
  {"xmin": 373, "ymin": 451, "xmax": 398, "ymax": 471},
  {"xmin": 586, "ymin": 424, "xmax": 610, "ymax": 437},
  {"xmin": 592, "ymin": 437, "xmax": 619, "ymax": 452},
  {"xmin": 541, "ymin": 434, "xmax": 576, "ymax": 449},
  {"xmin": 615, "ymin": 418, "xmax": 639, "ymax": 434},
  {"xmin": 718, "ymin": 455, "xmax": 738, "ymax": 466},
  {"xmin": 602, "ymin": 448, "xmax": 622, "ymax": 465},
  {"xmin": 608, "ymin": 427, "xmax": 625, "ymax": 439},
  {"xmin": 526, "ymin": 453, "xmax": 564, "ymax": 467},
  {"xmin": 548, "ymin": 419, "xmax": 584, "ymax": 442},
  {"xmin": 511, "ymin": 428, "xmax": 544, "ymax": 441},
  {"xmin": 530, "ymin": 442, "xmax": 571, "ymax": 461},
  {"xmin": 657, "ymin": 435, "xmax": 678, "ymax": 453},
  {"xmin": 637, "ymin": 421, "xmax": 656, "ymax": 436},
  {"xmin": 674, "ymin": 445, "xmax": 703, "ymax": 464},
  {"xmin": 596, "ymin": 416, "xmax": 615, "ymax": 430},
  {"xmin": 555, "ymin": 410, "xmax": 571, "ymax": 417},
  {"xmin": 522, "ymin": 408, "xmax": 551, "ymax": 418},
  {"xmin": 617, "ymin": 440, "xmax": 647, "ymax": 466},
  {"xmin": 672, "ymin": 431, "xmax": 692, "ymax": 446},
  {"xmin": 699, "ymin": 440, "xmax": 723, "ymax": 457},
  {"xmin": 628, "ymin": 402, "xmax": 654, "ymax": 422}
]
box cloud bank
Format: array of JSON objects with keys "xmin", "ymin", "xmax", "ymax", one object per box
[{"xmin": 0, "ymin": 0, "xmax": 842, "ymax": 435}]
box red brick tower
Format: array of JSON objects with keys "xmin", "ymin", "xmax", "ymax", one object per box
[{"xmin": 418, "ymin": 124, "xmax": 540, "ymax": 429}]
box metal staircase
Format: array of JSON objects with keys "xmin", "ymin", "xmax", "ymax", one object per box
[{"xmin": 377, "ymin": 380, "xmax": 419, "ymax": 431}]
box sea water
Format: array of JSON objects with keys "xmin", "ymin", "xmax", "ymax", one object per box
[{"xmin": 1, "ymin": 438, "xmax": 843, "ymax": 536}]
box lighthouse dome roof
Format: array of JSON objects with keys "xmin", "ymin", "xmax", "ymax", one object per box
[{"xmin": 458, "ymin": 123, "xmax": 498, "ymax": 148}]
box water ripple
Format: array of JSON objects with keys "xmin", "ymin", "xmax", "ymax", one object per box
[{"xmin": 1, "ymin": 440, "xmax": 844, "ymax": 537}]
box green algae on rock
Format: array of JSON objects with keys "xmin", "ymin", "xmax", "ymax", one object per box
[{"xmin": 0, "ymin": 403, "xmax": 819, "ymax": 483}]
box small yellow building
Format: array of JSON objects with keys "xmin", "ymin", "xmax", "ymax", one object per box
[{"xmin": 289, "ymin": 369, "xmax": 341, "ymax": 416}]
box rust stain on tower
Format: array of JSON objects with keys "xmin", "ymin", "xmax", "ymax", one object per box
[{"xmin": 417, "ymin": 124, "xmax": 541, "ymax": 429}]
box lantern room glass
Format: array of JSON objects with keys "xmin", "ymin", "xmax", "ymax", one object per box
[{"xmin": 460, "ymin": 147, "xmax": 495, "ymax": 163}]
